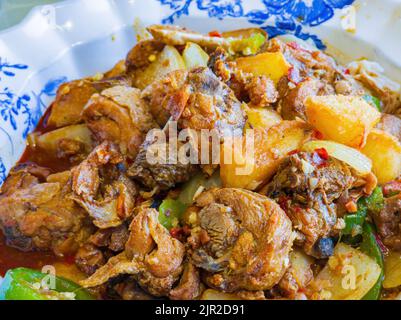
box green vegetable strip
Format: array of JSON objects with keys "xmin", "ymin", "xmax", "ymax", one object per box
[
  {"xmin": 0, "ymin": 267, "xmax": 94, "ymax": 300},
  {"xmin": 362, "ymin": 94, "xmax": 382, "ymax": 112},
  {"xmin": 360, "ymin": 224, "xmax": 384, "ymax": 300}
]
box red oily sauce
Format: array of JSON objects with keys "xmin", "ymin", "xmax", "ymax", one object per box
[
  {"xmin": 0, "ymin": 103, "xmax": 72, "ymax": 276},
  {"xmin": 0, "ymin": 233, "xmax": 61, "ymax": 276}
]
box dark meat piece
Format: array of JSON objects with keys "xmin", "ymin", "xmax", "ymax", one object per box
[
  {"xmin": 141, "ymin": 69, "xmax": 188, "ymax": 126},
  {"xmin": 47, "ymin": 77, "xmax": 131, "ymax": 128},
  {"xmin": 80, "ymin": 207, "xmax": 185, "ymax": 297},
  {"xmin": 209, "ymin": 47, "xmax": 278, "ymax": 107},
  {"xmin": 187, "ymin": 188, "xmax": 293, "ymax": 292},
  {"xmin": 126, "ymin": 39, "xmax": 165, "ymax": 72},
  {"xmin": 88, "ymin": 224, "xmax": 129, "ymax": 252},
  {"xmin": 113, "ymin": 277, "xmax": 155, "ymax": 300},
  {"xmin": 75, "ymin": 243, "xmax": 106, "ymax": 275},
  {"xmin": 83, "ymin": 86, "xmax": 158, "ymax": 159},
  {"xmin": 0, "ymin": 164, "xmax": 92, "ymax": 256},
  {"xmin": 127, "ymin": 133, "xmax": 198, "ymax": 191},
  {"xmin": 279, "ymin": 79, "xmax": 334, "ymax": 120},
  {"xmin": 142, "ymin": 67, "xmax": 246, "ymax": 134},
  {"xmin": 266, "ymin": 152, "xmax": 358, "ymax": 258},
  {"xmin": 71, "ymin": 142, "xmax": 137, "ymax": 229},
  {"xmin": 372, "ymin": 194, "xmax": 401, "ymax": 250},
  {"xmin": 376, "ymin": 113, "xmax": 401, "ymax": 142},
  {"xmin": 169, "ymin": 262, "xmax": 201, "ymax": 300},
  {"xmin": 130, "ymin": 67, "xmax": 246, "ymax": 190}
]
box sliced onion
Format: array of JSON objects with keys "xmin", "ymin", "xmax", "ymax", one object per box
[{"xmin": 302, "ymin": 140, "xmax": 372, "ymax": 175}]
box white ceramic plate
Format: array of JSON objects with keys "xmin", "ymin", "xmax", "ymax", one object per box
[{"xmin": 1, "ymin": 0, "xmax": 401, "ymax": 185}]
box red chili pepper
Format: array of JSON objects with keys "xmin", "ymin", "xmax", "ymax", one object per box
[
  {"xmin": 383, "ymin": 180, "xmax": 401, "ymax": 197},
  {"xmin": 63, "ymin": 254, "xmax": 76, "ymax": 265},
  {"xmin": 170, "ymin": 227, "xmax": 183, "ymax": 240},
  {"xmin": 344, "ymin": 68, "xmax": 350, "ymax": 75},
  {"xmin": 287, "ymin": 41, "xmax": 312, "ymax": 53},
  {"xmin": 293, "ymin": 206, "xmax": 303, "ymax": 214},
  {"xmin": 278, "ymin": 195, "xmax": 290, "ymax": 212},
  {"xmin": 315, "ymin": 148, "xmax": 329, "ymax": 160},
  {"xmin": 312, "ymin": 150, "xmax": 329, "ymax": 167},
  {"xmin": 312, "ymin": 129, "xmax": 324, "ymax": 140},
  {"xmin": 288, "ymin": 149, "xmax": 299, "ymax": 156},
  {"xmin": 208, "ymin": 30, "xmax": 222, "ymax": 37},
  {"xmin": 375, "ymin": 234, "xmax": 389, "ymax": 255}
]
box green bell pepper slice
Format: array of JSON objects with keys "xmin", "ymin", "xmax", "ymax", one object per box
[
  {"xmin": 342, "ymin": 187, "xmax": 384, "ymax": 237},
  {"xmin": 360, "ymin": 223, "xmax": 384, "ymax": 300},
  {"xmin": 158, "ymin": 198, "xmax": 187, "ymax": 230},
  {"xmin": 0, "ymin": 267, "xmax": 94, "ymax": 300},
  {"xmin": 362, "ymin": 94, "xmax": 382, "ymax": 112}
]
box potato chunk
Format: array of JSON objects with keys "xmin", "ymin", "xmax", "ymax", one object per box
[
  {"xmin": 220, "ymin": 121, "xmax": 312, "ymax": 190},
  {"xmin": 305, "ymin": 95, "xmax": 381, "ymax": 148},
  {"xmin": 28, "ymin": 124, "xmax": 92, "ymax": 154},
  {"xmin": 383, "ymin": 250, "xmax": 401, "ymax": 289},
  {"xmin": 133, "ymin": 45, "xmax": 185, "ymax": 89},
  {"xmin": 245, "ymin": 107, "xmax": 282, "ymax": 130},
  {"xmin": 236, "ymin": 52, "xmax": 291, "ymax": 85},
  {"xmin": 182, "ymin": 42, "xmax": 209, "ymax": 69},
  {"xmin": 313, "ymin": 243, "xmax": 381, "ymax": 300},
  {"xmin": 361, "ymin": 129, "xmax": 401, "ymax": 184}
]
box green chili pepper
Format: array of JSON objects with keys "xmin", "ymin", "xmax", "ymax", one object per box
[
  {"xmin": 360, "ymin": 224, "xmax": 384, "ymax": 300},
  {"xmin": 0, "ymin": 267, "xmax": 94, "ymax": 300},
  {"xmin": 360, "ymin": 187, "xmax": 384, "ymax": 214},
  {"xmin": 229, "ymin": 33, "xmax": 266, "ymax": 55},
  {"xmin": 158, "ymin": 172, "xmax": 222, "ymax": 230},
  {"xmin": 363, "ymin": 95, "xmax": 382, "ymax": 112},
  {"xmin": 177, "ymin": 171, "xmax": 221, "ymax": 206},
  {"xmin": 342, "ymin": 187, "xmax": 384, "ymax": 237},
  {"xmin": 158, "ymin": 199, "xmax": 187, "ymax": 230}
]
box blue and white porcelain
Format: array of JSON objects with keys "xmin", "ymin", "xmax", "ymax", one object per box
[{"xmin": 1, "ymin": 0, "xmax": 401, "ymax": 186}]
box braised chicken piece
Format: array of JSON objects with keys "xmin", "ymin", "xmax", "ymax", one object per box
[
  {"xmin": 209, "ymin": 47, "xmax": 278, "ymax": 107},
  {"xmin": 348, "ymin": 60, "xmax": 401, "ymax": 115},
  {"xmin": 142, "ymin": 67, "xmax": 246, "ymax": 134},
  {"xmin": 75, "ymin": 224, "xmax": 130, "ymax": 275},
  {"xmin": 267, "ymin": 39, "xmax": 365, "ymax": 119},
  {"xmin": 82, "ymin": 86, "xmax": 158, "ymax": 159},
  {"xmin": 71, "ymin": 141, "xmax": 137, "ymax": 229},
  {"xmin": 376, "ymin": 113, "xmax": 401, "ymax": 142},
  {"xmin": 128, "ymin": 132, "xmax": 198, "ymax": 191},
  {"xmin": 186, "ymin": 188, "xmax": 293, "ymax": 292},
  {"xmin": 130, "ymin": 67, "xmax": 246, "ymax": 190},
  {"xmin": 0, "ymin": 164, "xmax": 92, "ymax": 256},
  {"xmin": 147, "ymin": 25, "xmax": 232, "ymax": 50},
  {"xmin": 371, "ymin": 194, "xmax": 401, "ymax": 250},
  {"xmin": 125, "ymin": 39, "xmax": 165, "ymax": 72},
  {"xmin": 169, "ymin": 262, "xmax": 202, "ymax": 300},
  {"xmin": 80, "ymin": 207, "xmax": 185, "ymax": 297},
  {"xmin": 141, "ymin": 69, "xmax": 188, "ymax": 126},
  {"xmin": 47, "ymin": 77, "xmax": 131, "ymax": 128},
  {"xmin": 266, "ymin": 152, "xmax": 364, "ymax": 258},
  {"xmin": 279, "ymin": 79, "xmax": 334, "ymax": 120}
]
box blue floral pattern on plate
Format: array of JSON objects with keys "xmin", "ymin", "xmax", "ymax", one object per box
[
  {"xmin": 159, "ymin": 0, "xmax": 355, "ymax": 49},
  {"xmin": 0, "ymin": 0, "xmax": 356, "ymax": 186},
  {"xmin": 0, "ymin": 59, "xmax": 67, "ymax": 185}
]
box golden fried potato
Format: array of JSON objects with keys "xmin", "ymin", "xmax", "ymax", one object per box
[
  {"xmin": 383, "ymin": 250, "xmax": 401, "ymax": 289},
  {"xmin": 245, "ymin": 107, "xmax": 282, "ymax": 130},
  {"xmin": 305, "ymin": 95, "xmax": 381, "ymax": 148},
  {"xmin": 28, "ymin": 124, "xmax": 92, "ymax": 155},
  {"xmin": 312, "ymin": 243, "xmax": 381, "ymax": 300},
  {"xmin": 361, "ymin": 129, "xmax": 401, "ymax": 184},
  {"xmin": 182, "ymin": 42, "xmax": 209, "ymax": 69},
  {"xmin": 236, "ymin": 51, "xmax": 291, "ymax": 85},
  {"xmin": 220, "ymin": 121, "xmax": 312, "ymax": 190},
  {"xmin": 133, "ymin": 45, "xmax": 186, "ymax": 89}
]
